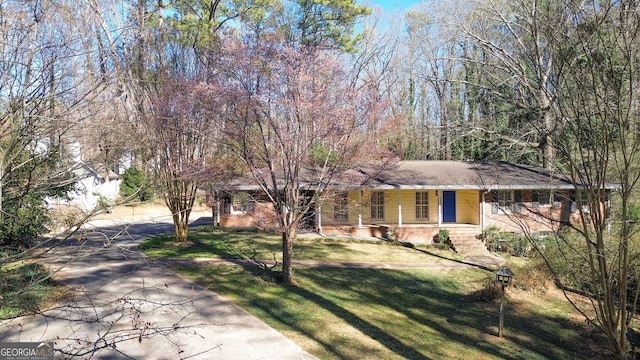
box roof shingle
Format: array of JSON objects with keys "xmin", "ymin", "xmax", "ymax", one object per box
[{"xmin": 218, "ymin": 161, "xmax": 610, "ymax": 191}]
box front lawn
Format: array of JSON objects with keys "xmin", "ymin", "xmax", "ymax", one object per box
[
  {"xmin": 140, "ymin": 227, "xmax": 464, "ymax": 264},
  {"xmin": 141, "ymin": 229, "xmax": 609, "ymax": 359}
]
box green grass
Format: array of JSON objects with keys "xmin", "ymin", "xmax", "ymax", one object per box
[
  {"xmin": 142, "ymin": 229, "xmax": 610, "ymax": 359},
  {"xmin": 0, "ymin": 262, "xmax": 60, "ymax": 319},
  {"xmin": 178, "ymin": 265, "xmax": 605, "ymax": 359},
  {"xmin": 140, "ymin": 228, "xmax": 464, "ymax": 264}
]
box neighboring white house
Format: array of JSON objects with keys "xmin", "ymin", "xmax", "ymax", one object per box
[
  {"xmin": 47, "ymin": 160, "xmax": 121, "ymax": 212},
  {"xmin": 46, "ymin": 140, "xmax": 126, "ymax": 212},
  {"xmin": 73, "ymin": 161, "xmax": 121, "ymax": 211}
]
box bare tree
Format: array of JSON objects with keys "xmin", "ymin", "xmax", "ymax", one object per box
[
  {"xmin": 0, "ymin": 0, "xmax": 102, "ymax": 267},
  {"xmin": 349, "ymin": 11, "xmax": 405, "ymax": 156},
  {"xmin": 405, "ymin": 9, "xmax": 468, "ymax": 160},
  {"xmin": 147, "ymin": 80, "xmax": 221, "ymax": 242},
  {"xmin": 546, "ymin": 2, "xmax": 640, "ymax": 357},
  {"xmin": 451, "ymin": 0, "xmax": 572, "ymax": 168},
  {"xmin": 0, "ymin": 2, "xmax": 211, "ymax": 357},
  {"xmin": 220, "ymin": 37, "xmax": 382, "ymax": 284},
  {"xmin": 474, "ymin": 1, "xmax": 640, "ymax": 357}
]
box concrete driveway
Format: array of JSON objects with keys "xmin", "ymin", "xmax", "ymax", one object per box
[{"xmin": 0, "ymin": 211, "xmax": 316, "ymax": 359}]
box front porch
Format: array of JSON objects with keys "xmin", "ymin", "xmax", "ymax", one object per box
[
  {"xmin": 318, "ymin": 223, "xmax": 483, "ymax": 246},
  {"xmin": 317, "ymin": 188, "xmax": 483, "ymax": 241}
]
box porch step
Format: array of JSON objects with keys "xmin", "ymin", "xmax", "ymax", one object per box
[{"xmin": 444, "ymin": 229, "xmax": 492, "ymax": 256}]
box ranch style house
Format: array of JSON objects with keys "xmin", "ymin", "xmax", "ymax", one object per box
[{"xmin": 213, "ymin": 161, "xmax": 614, "ymax": 251}]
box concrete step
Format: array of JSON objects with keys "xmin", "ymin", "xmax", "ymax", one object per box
[
  {"xmin": 432, "ymin": 227, "xmax": 495, "ymax": 257},
  {"xmin": 448, "ymin": 234, "xmax": 492, "ymax": 256}
]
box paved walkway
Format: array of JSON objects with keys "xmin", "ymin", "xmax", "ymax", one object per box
[
  {"xmin": 0, "ymin": 211, "xmax": 505, "ymax": 359},
  {"xmin": 0, "ymin": 212, "xmax": 316, "ymax": 359}
]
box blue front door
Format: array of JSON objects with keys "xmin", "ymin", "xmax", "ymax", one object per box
[{"xmin": 442, "ymin": 191, "xmax": 456, "ymax": 223}]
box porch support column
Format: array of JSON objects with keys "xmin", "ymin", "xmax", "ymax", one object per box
[
  {"xmin": 438, "ymin": 190, "xmax": 442, "ymax": 226},
  {"xmin": 481, "ymin": 191, "xmax": 488, "ymax": 233},
  {"xmin": 215, "ymin": 191, "xmax": 221, "ymax": 226},
  {"xmin": 317, "ymin": 202, "xmax": 323, "ymax": 235},
  {"xmin": 398, "ymin": 189, "xmax": 403, "ymax": 227},
  {"xmin": 358, "ymin": 189, "xmax": 363, "ymax": 228}
]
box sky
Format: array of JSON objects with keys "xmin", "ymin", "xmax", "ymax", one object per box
[{"xmin": 358, "ymin": 0, "xmax": 424, "ymax": 13}]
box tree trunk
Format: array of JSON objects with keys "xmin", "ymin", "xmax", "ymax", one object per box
[
  {"xmin": 281, "ymin": 225, "xmax": 296, "ymax": 285},
  {"xmin": 172, "ymin": 210, "xmax": 189, "ymax": 242},
  {"xmin": 540, "ymin": 92, "xmax": 554, "ymax": 169}
]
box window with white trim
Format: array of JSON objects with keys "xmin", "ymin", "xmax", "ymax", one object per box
[
  {"xmin": 371, "ymin": 191, "xmax": 385, "ymax": 220},
  {"xmin": 577, "ymin": 190, "xmax": 590, "ymax": 212},
  {"xmin": 231, "ymin": 192, "xmax": 249, "ymax": 213},
  {"xmin": 493, "ymin": 190, "xmax": 522, "ymax": 214},
  {"xmin": 533, "ymin": 190, "xmax": 551, "ymax": 207},
  {"xmin": 415, "ymin": 191, "xmax": 429, "ymax": 220},
  {"xmin": 334, "ymin": 192, "xmax": 349, "ymax": 221},
  {"xmin": 498, "ymin": 191, "xmax": 514, "ymax": 211},
  {"xmin": 553, "ymin": 191, "xmax": 563, "ymax": 208}
]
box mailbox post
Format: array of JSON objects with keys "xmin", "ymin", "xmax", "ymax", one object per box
[{"xmin": 495, "ymin": 266, "xmax": 514, "ymax": 337}]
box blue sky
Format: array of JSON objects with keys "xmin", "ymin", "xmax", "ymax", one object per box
[{"xmin": 358, "ymin": 0, "xmax": 423, "ymax": 13}]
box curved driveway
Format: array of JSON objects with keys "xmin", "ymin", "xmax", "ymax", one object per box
[{"xmin": 0, "ymin": 212, "xmax": 316, "ymax": 359}]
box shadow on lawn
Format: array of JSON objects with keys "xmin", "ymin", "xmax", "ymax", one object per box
[
  {"xmin": 143, "ymin": 229, "xmax": 372, "ymax": 266},
  {"xmin": 290, "ymin": 284, "xmax": 429, "ymax": 359},
  {"xmin": 297, "ymin": 268, "xmax": 511, "ymax": 359},
  {"xmin": 141, "ymin": 231, "xmax": 266, "ymax": 260},
  {"xmin": 244, "ymin": 266, "xmax": 607, "ymax": 360},
  {"xmin": 395, "ymin": 241, "xmax": 497, "ymax": 272},
  {"xmin": 154, "ymin": 227, "xmax": 607, "ymax": 359}
]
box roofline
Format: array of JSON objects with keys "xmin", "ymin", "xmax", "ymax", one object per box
[
  {"xmin": 369, "ymin": 185, "xmax": 581, "ymax": 190},
  {"xmin": 219, "ymin": 184, "xmax": 618, "ymax": 191},
  {"xmin": 215, "ymin": 160, "xmax": 621, "ymax": 191}
]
